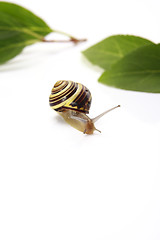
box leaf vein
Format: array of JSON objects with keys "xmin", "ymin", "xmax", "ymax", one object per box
[{"xmin": 110, "ymin": 69, "xmax": 160, "ymax": 77}]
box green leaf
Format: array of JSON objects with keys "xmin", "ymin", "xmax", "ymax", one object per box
[
  {"xmin": 99, "ymin": 44, "xmax": 160, "ymax": 93},
  {"xmin": 82, "ymin": 35, "xmax": 153, "ymax": 70},
  {"xmin": 0, "ymin": 2, "xmax": 53, "ymax": 64}
]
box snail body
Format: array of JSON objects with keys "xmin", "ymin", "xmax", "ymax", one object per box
[
  {"xmin": 58, "ymin": 110, "xmax": 95, "ymax": 134},
  {"xmin": 49, "ymin": 80, "xmax": 120, "ymax": 134}
]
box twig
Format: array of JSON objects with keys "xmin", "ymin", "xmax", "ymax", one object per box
[{"xmin": 42, "ymin": 37, "xmax": 87, "ymax": 44}]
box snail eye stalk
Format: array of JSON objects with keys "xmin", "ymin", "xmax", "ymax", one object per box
[{"xmin": 92, "ymin": 105, "xmax": 120, "ymax": 123}]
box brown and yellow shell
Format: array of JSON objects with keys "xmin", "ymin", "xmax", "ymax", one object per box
[{"xmin": 49, "ymin": 80, "xmax": 92, "ymax": 113}]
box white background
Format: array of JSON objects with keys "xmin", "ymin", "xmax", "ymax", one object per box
[{"xmin": 0, "ymin": 0, "xmax": 160, "ymax": 239}]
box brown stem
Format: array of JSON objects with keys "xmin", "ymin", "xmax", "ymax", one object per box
[{"xmin": 42, "ymin": 37, "xmax": 87, "ymax": 44}]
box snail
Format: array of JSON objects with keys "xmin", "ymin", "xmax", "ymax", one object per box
[{"xmin": 49, "ymin": 80, "xmax": 120, "ymax": 134}]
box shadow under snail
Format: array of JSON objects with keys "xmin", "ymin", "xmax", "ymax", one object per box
[{"xmin": 49, "ymin": 80, "xmax": 120, "ymax": 134}]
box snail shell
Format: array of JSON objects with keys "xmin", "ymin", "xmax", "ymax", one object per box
[{"xmin": 49, "ymin": 80, "xmax": 92, "ymax": 113}]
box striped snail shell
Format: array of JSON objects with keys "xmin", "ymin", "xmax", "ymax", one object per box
[
  {"xmin": 49, "ymin": 80, "xmax": 92, "ymax": 113},
  {"xmin": 49, "ymin": 80, "xmax": 120, "ymax": 134}
]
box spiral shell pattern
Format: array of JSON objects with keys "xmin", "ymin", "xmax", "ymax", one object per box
[{"xmin": 49, "ymin": 80, "xmax": 92, "ymax": 113}]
